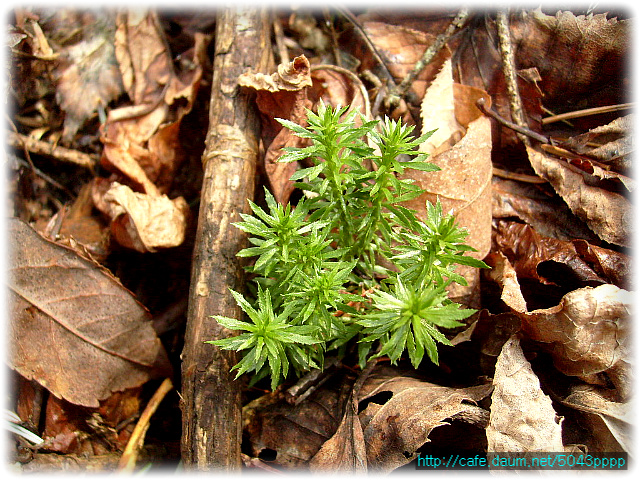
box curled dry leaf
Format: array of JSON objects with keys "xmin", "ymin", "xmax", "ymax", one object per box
[
  {"xmin": 95, "ymin": 11, "xmax": 205, "ymax": 252},
  {"xmin": 560, "ymin": 115, "xmax": 632, "ymax": 173},
  {"xmin": 518, "ymin": 284, "xmax": 631, "ymax": 380},
  {"xmin": 358, "ymin": 367, "xmax": 492, "ymax": 472},
  {"xmin": 96, "ymin": 181, "xmax": 189, "ymax": 253},
  {"xmin": 102, "ymin": 10, "xmax": 206, "ymax": 193},
  {"xmin": 239, "ymin": 55, "xmax": 313, "ymax": 204},
  {"xmin": 561, "ymin": 384, "xmax": 630, "ymax": 452},
  {"xmin": 526, "ymin": 145, "xmax": 632, "ymax": 247},
  {"xmin": 484, "ymin": 252, "xmax": 527, "ymax": 313},
  {"xmin": 493, "ymin": 219, "xmax": 609, "ymax": 288},
  {"xmin": 487, "ymin": 335, "xmax": 564, "ymax": 453},
  {"xmin": 8, "ymin": 218, "xmax": 171, "ymax": 408},
  {"xmin": 492, "ymin": 176, "xmax": 602, "ymax": 243}
]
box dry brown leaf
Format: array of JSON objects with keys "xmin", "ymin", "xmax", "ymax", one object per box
[
  {"xmin": 243, "ymin": 375, "xmax": 351, "ymax": 469},
  {"xmin": 493, "ymin": 220, "xmax": 608, "ymax": 288},
  {"xmin": 51, "ymin": 181, "xmax": 111, "ymax": 262},
  {"xmin": 526, "ymin": 145, "xmax": 632, "ymax": 247},
  {"xmin": 561, "ymin": 115, "xmax": 632, "ymax": 173},
  {"xmin": 97, "ymin": 182, "xmax": 189, "ymax": 253},
  {"xmin": 469, "ymin": 310, "xmax": 522, "ymax": 357},
  {"xmin": 419, "ymin": 58, "xmax": 463, "ymax": 156},
  {"xmin": 487, "ymin": 335, "xmax": 564, "ymax": 453},
  {"xmin": 101, "ymin": 11, "xmax": 205, "ymax": 193},
  {"xmin": 561, "ymin": 384, "xmax": 630, "ymax": 452},
  {"xmin": 572, "ymin": 239, "xmax": 633, "ymax": 290},
  {"xmin": 491, "ymin": 176, "xmax": 602, "ymax": 243},
  {"xmin": 308, "ymin": 396, "xmax": 367, "ymax": 473},
  {"xmin": 8, "ymin": 218, "xmax": 171, "ymax": 408},
  {"xmin": 239, "ymin": 55, "xmax": 313, "ymax": 204},
  {"xmin": 519, "ymin": 284, "xmax": 631, "ymax": 378},
  {"xmin": 358, "ymin": 368, "xmax": 492, "ymax": 472},
  {"xmin": 403, "ymin": 97, "xmax": 492, "ymax": 305},
  {"xmin": 512, "ymin": 10, "xmax": 629, "ymax": 109},
  {"xmin": 48, "ymin": 11, "xmax": 124, "ymax": 142},
  {"xmin": 484, "ymin": 252, "xmax": 527, "ymax": 313}
]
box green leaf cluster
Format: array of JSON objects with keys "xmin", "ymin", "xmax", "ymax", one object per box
[{"xmin": 207, "ymin": 101, "xmax": 488, "ymax": 389}]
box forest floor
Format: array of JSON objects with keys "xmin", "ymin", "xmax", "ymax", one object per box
[{"xmin": 5, "ymin": 5, "xmax": 633, "ymax": 474}]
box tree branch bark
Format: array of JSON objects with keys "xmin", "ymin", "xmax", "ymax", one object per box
[{"xmin": 180, "ymin": 8, "xmax": 272, "ymax": 470}]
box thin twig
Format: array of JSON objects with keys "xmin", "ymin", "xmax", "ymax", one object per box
[
  {"xmin": 390, "ymin": 7, "xmax": 470, "ymax": 106},
  {"xmin": 10, "ymin": 153, "xmax": 76, "ymax": 199},
  {"xmin": 542, "ymin": 103, "xmax": 633, "ymax": 125},
  {"xmin": 476, "ymin": 97, "xmax": 549, "ymax": 144},
  {"xmin": 496, "ymin": 9, "xmax": 528, "ymax": 145},
  {"xmin": 492, "ymin": 166, "xmax": 547, "ymax": 184},
  {"xmin": 335, "ymin": 7, "xmax": 397, "ymax": 90},
  {"xmin": 7, "ymin": 130, "xmax": 98, "ymax": 169},
  {"xmin": 117, "ymin": 378, "xmax": 173, "ymax": 473}
]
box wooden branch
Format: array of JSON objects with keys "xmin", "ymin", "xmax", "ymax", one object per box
[
  {"xmin": 7, "ymin": 130, "xmax": 98, "ymax": 168},
  {"xmin": 180, "ymin": 8, "xmax": 272, "ymax": 470}
]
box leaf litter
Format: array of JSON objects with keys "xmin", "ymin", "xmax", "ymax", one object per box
[{"xmin": 6, "ymin": 5, "xmax": 632, "ymax": 473}]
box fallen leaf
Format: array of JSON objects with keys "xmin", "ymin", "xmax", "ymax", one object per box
[
  {"xmin": 512, "ymin": 10, "xmax": 629, "ymax": 111},
  {"xmin": 419, "ymin": 58, "xmax": 463, "ymax": 156},
  {"xmin": 526, "ymin": 145, "xmax": 632, "ymax": 247},
  {"xmin": 97, "ymin": 182, "xmax": 190, "ymax": 253},
  {"xmin": 308, "ymin": 395, "xmax": 367, "ymax": 473},
  {"xmin": 358, "ymin": 367, "xmax": 492, "ymax": 472},
  {"xmin": 572, "ymin": 240, "xmax": 633, "ymax": 290},
  {"xmin": 541, "ymin": 143, "xmax": 635, "ymax": 193},
  {"xmin": 101, "ymin": 10, "xmax": 206, "ymax": 193},
  {"xmin": 469, "ymin": 310, "xmax": 522, "ymax": 357},
  {"xmin": 239, "ymin": 55, "xmax": 313, "ymax": 204},
  {"xmin": 484, "ymin": 252, "xmax": 528, "ymax": 313},
  {"xmin": 8, "ymin": 218, "xmax": 171, "ymax": 408},
  {"xmin": 486, "ymin": 335, "xmax": 564, "ymax": 454},
  {"xmin": 493, "ymin": 220, "xmax": 608, "ymax": 288},
  {"xmin": 561, "ymin": 115, "xmax": 632, "ymax": 173},
  {"xmin": 491, "ymin": 176, "xmax": 602, "ymax": 243},
  {"xmin": 41, "ymin": 395, "xmax": 94, "ymax": 454},
  {"xmin": 518, "ymin": 284, "xmax": 632, "ymax": 378},
  {"xmin": 54, "ymin": 181, "xmax": 111, "ymax": 262},
  {"xmin": 560, "ymin": 384, "xmax": 630, "ymax": 452},
  {"xmin": 404, "ymin": 91, "xmax": 492, "ymax": 305},
  {"xmin": 49, "ymin": 11, "xmax": 124, "ymax": 142},
  {"xmin": 243, "ymin": 373, "xmax": 352, "ymax": 469}
]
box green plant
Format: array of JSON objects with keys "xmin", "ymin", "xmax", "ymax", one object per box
[{"xmin": 206, "ymin": 101, "xmax": 488, "ymax": 389}]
